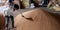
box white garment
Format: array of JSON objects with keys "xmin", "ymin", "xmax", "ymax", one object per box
[
  {"xmin": 0, "ymin": 5, "xmax": 20, "ymax": 17},
  {"xmin": 0, "ymin": 5, "xmax": 9, "ymax": 15},
  {"xmin": 6, "ymin": 8, "xmax": 14, "ymax": 16},
  {"xmin": 13, "ymin": 9, "xmax": 20, "ymax": 17},
  {"xmin": 6, "ymin": 9, "xmax": 20, "ymax": 17}
]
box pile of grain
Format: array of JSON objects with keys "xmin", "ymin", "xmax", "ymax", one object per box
[{"xmin": 14, "ymin": 8, "xmax": 60, "ymax": 30}]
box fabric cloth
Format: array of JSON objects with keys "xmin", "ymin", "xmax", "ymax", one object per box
[
  {"xmin": 4, "ymin": 7, "xmax": 20, "ymax": 17},
  {"xmin": 7, "ymin": 9, "xmax": 14, "ymax": 16},
  {"xmin": 6, "ymin": 9, "xmax": 20, "ymax": 17},
  {"xmin": 0, "ymin": 5, "xmax": 9, "ymax": 15}
]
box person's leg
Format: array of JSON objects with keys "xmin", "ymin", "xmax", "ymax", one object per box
[
  {"xmin": 5, "ymin": 15, "xmax": 9, "ymax": 29},
  {"xmin": 10, "ymin": 15, "xmax": 14, "ymax": 28}
]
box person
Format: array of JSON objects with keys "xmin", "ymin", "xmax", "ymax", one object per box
[
  {"xmin": 41, "ymin": 0, "xmax": 50, "ymax": 7},
  {"xmin": 4, "ymin": 7, "xmax": 14, "ymax": 30},
  {"xmin": 4, "ymin": 4, "xmax": 19, "ymax": 30},
  {"xmin": 13, "ymin": 4, "xmax": 20, "ymax": 17}
]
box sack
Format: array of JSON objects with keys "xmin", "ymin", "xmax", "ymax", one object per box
[
  {"xmin": 52, "ymin": 6, "xmax": 60, "ymax": 11},
  {"xmin": 22, "ymin": 0, "xmax": 29, "ymax": 8},
  {"xmin": 20, "ymin": 1, "xmax": 25, "ymax": 9}
]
